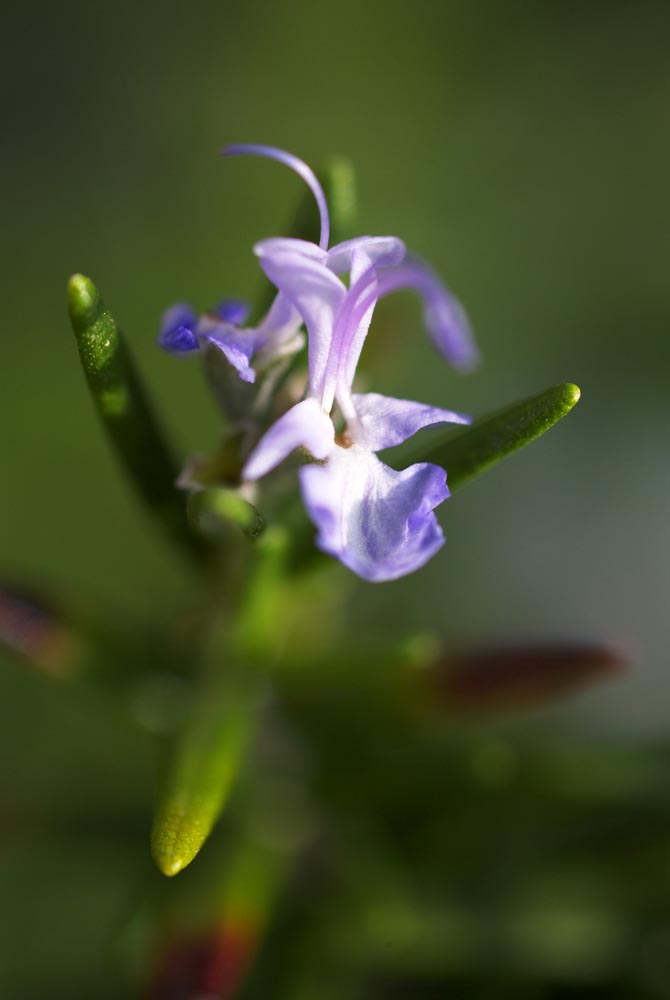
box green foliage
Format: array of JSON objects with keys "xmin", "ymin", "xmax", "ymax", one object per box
[
  {"xmin": 423, "ymin": 383, "xmax": 581, "ymax": 492},
  {"xmin": 67, "ymin": 274, "xmax": 207, "ymax": 566},
  {"xmin": 150, "ymin": 663, "xmax": 261, "ymax": 877}
]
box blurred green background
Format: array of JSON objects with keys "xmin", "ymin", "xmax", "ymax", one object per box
[{"xmin": 2, "ymin": 1, "xmax": 669, "ymax": 997}]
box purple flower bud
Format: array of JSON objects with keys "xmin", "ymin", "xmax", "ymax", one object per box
[
  {"xmin": 157, "ymin": 304, "xmax": 199, "ymax": 354},
  {"xmin": 214, "ymin": 299, "xmax": 250, "ymax": 325}
]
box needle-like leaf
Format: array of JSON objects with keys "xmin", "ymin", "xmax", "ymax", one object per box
[
  {"xmin": 67, "ymin": 274, "xmax": 208, "ymax": 565},
  {"xmin": 419, "ymin": 383, "xmax": 581, "ymax": 491},
  {"xmin": 151, "ymin": 669, "xmax": 261, "ymax": 877}
]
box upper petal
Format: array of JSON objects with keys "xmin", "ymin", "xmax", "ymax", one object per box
[
  {"xmin": 242, "ymin": 397, "xmax": 335, "ymax": 481},
  {"xmin": 255, "ymin": 241, "xmax": 346, "ymax": 395},
  {"xmin": 299, "ymin": 443, "xmax": 449, "ymax": 582},
  {"xmin": 339, "ymin": 248, "xmax": 378, "ymax": 391},
  {"xmin": 326, "ymin": 237, "xmax": 406, "ymax": 274},
  {"xmin": 376, "ymin": 257, "xmax": 479, "ymax": 371},
  {"xmin": 351, "ymin": 392, "xmax": 471, "ymax": 451},
  {"xmin": 257, "ymin": 290, "xmax": 303, "ymax": 345},
  {"xmin": 254, "ymin": 237, "xmax": 327, "ymax": 262},
  {"xmin": 322, "ymin": 251, "xmax": 379, "ymax": 409}
]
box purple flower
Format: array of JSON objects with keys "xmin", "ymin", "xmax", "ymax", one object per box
[
  {"xmin": 163, "ymin": 144, "xmax": 478, "ymax": 581},
  {"xmin": 241, "ymin": 242, "xmax": 472, "ymax": 582},
  {"xmin": 158, "ymin": 144, "xmax": 477, "ymax": 389},
  {"xmin": 157, "ymin": 146, "xmax": 336, "ymax": 384},
  {"xmin": 220, "ymin": 146, "xmax": 477, "ymax": 371}
]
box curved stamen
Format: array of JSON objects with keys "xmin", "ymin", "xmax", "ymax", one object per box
[{"xmin": 222, "ymin": 143, "xmax": 331, "ymax": 251}]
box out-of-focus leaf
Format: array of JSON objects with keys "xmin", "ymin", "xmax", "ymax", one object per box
[
  {"xmin": 413, "ymin": 383, "xmax": 581, "ymax": 491},
  {"xmin": 0, "ymin": 577, "xmax": 199, "ymax": 733},
  {"xmin": 151, "ymin": 669, "xmax": 261, "ymax": 877},
  {"xmin": 425, "ymin": 640, "xmax": 629, "ymax": 714},
  {"xmin": 67, "ymin": 274, "xmax": 208, "ymax": 566},
  {"xmin": 151, "ymin": 925, "xmax": 255, "ymax": 1000},
  {"xmin": 0, "ymin": 580, "xmax": 85, "ymax": 680},
  {"xmin": 151, "ymin": 838, "xmax": 287, "ymax": 998}
]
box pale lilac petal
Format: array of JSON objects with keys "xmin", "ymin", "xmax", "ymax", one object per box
[
  {"xmin": 257, "ymin": 291, "xmax": 303, "ymax": 346},
  {"xmin": 326, "ymin": 237, "xmax": 406, "ymax": 274},
  {"xmin": 157, "ymin": 303, "xmax": 199, "ymax": 353},
  {"xmin": 222, "ymin": 144, "xmax": 330, "ymax": 250},
  {"xmin": 351, "ymin": 392, "xmax": 471, "ymax": 451},
  {"xmin": 242, "ymin": 398, "xmax": 335, "ymax": 481},
  {"xmin": 255, "ymin": 244, "xmax": 346, "ymax": 395},
  {"xmin": 322, "ymin": 254, "xmax": 378, "ymax": 407},
  {"xmin": 341, "ymin": 249, "xmax": 378, "ymax": 389},
  {"xmin": 197, "ymin": 316, "xmax": 260, "ymax": 384},
  {"xmin": 376, "ymin": 257, "xmax": 478, "ymax": 371},
  {"xmin": 254, "ymin": 238, "xmax": 326, "ymax": 262},
  {"xmin": 300, "ymin": 444, "xmax": 449, "ymax": 582},
  {"xmin": 350, "ymin": 248, "xmax": 372, "ymax": 287},
  {"xmin": 255, "ymin": 250, "xmax": 326, "ymax": 361}
]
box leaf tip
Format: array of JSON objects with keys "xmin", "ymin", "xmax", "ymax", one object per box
[
  {"xmin": 562, "ymin": 382, "xmax": 581, "ymax": 409},
  {"xmin": 154, "ymin": 853, "xmax": 189, "ymax": 878},
  {"xmin": 67, "ymin": 273, "xmax": 101, "ymax": 333},
  {"xmin": 151, "ymin": 814, "xmax": 205, "ymax": 877}
]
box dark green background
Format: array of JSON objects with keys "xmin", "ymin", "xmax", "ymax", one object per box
[{"xmin": 1, "ymin": 2, "xmax": 669, "ymax": 996}]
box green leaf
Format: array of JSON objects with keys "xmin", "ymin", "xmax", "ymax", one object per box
[
  {"xmin": 67, "ymin": 275, "xmax": 208, "ymax": 566},
  {"xmin": 421, "ymin": 383, "xmax": 581, "ymax": 492},
  {"xmin": 150, "ymin": 668, "xmax": 260, "ymax": 877}
]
